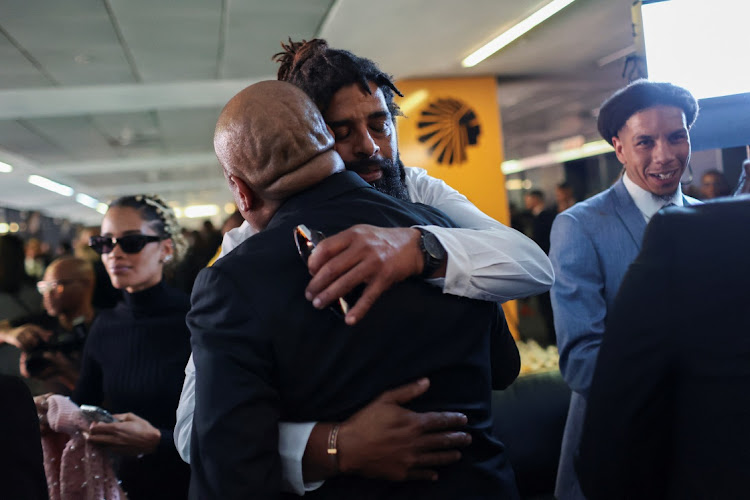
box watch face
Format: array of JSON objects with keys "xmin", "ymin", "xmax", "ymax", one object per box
[{"xmin": 423, "ymin": 232, "xmax": 446, "ymax": 259}]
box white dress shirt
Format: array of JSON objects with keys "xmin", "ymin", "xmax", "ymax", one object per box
[
  {"xmin": 176, "ymin": 166, "xmax": 554, "ymax": 494},
  {"xmin": 622, "ymin": 171, "xmax": 684, "ymax": 222}
]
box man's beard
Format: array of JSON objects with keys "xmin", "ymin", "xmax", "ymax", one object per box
[
  {"xmin": 345, "ymin": 155, "xmax": 410, "ymax": 202},
  {"xmin": 651, "ymin": 192, "xmax": 676, "ymax": 203}
]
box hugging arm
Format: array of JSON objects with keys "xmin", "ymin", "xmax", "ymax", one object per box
[{"xmin": 305, "ymin": 168, "xmax": 554, "ymax": 324}]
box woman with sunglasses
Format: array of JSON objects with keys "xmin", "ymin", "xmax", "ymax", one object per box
[{"xmin": 72, "ymin": 194, "xmax": 191, "ymax": 499}]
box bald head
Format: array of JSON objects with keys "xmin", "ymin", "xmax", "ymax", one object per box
[
  {"xmin": 214, "ymin": 80, "xmax": 342, "ymax": 202},
  {"xmin": 46, "ymin": 256, "xmax": 94, "ymax": 283},
  {"xmin": 41, "ymin": 256, "xmax": 95, "ymax": 319}
]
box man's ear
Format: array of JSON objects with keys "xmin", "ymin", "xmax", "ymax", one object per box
[
  {"xmin": 228, "ymin": 174, "xmax": 255, "ymax": 213},
  {"xmin": 612, "ymin": 136, "xmax": 626, "ymax": 164}
]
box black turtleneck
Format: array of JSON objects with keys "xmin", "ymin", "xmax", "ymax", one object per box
[{"xmin": 72, "ymin": 280, "xmax": 191, "ymax": 499}]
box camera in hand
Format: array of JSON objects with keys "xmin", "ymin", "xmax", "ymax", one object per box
[{"xmin": 24, "ymin": 323, "xmax": 87, "ymax": 379}]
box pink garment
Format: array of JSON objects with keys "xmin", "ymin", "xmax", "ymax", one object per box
[{"xmin": 41, "ymin": 395, "xmax": 125, "ymax": 500}]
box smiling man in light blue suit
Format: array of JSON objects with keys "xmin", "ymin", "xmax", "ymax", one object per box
[{"xmin": 549, "ymin": 80, "xmax": 701, "ymax": 499}]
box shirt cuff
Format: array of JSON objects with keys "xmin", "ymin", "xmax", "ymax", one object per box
[{"xmin": 279, "ymin": 421, "xmax": 324, "ymax": 495}]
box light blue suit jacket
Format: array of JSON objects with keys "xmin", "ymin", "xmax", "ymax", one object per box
[{"xmin": 549, "ymin": 177, "xmax": 699, "ymax": 499}]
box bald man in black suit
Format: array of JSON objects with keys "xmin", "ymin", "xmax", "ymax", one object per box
[{"xmin": 187, "ymin": 81, "xmax": 519, "ymax": 499}]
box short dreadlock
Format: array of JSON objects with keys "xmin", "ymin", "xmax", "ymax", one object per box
[{"xmin": 273, "ymin": 38, "xmax": 403, "ymax": 119}]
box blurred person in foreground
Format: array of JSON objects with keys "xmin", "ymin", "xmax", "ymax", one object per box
[
  {"xmin": 550, "ymin": 79, "xmax": 702, "ymax": 499},
  {"xmin": 578, "ymin": 194, "xmax": 750, "ymax": 499},
  {"xmin": 188, "ymin": 80, "xmax": 519, "ymax": 499},
  {"xmin": 176, "ymin": 38, "xmax": 544, "ymax": 493},
  {"xmin": 0, "ymin": 374, "xmax": 48, "ymax": 500},
  {"xmin": 0, "ymin": 256, "xmax": 95, "ymax": 395}
]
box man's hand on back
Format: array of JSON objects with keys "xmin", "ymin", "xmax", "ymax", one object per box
[
  {"xmin": 305, "ymin": 225, "xmax": 426, "ymax": 325},
  {"xmin": 303, "ymin": 378, "xmax": 471, "ymax": 482}
]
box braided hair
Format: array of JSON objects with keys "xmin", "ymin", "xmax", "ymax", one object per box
[
  {"xmin": 107, "ymin": 194, "xmax": 187, "ymax": 265},
  {"xmin": 273, "ymin": 38, "xmax": 403, "ymax": 118}
]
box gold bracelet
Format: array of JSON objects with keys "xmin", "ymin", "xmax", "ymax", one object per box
[{"xmin": 327, "ymin": 424, "xmax": 340, "ymax": 456}]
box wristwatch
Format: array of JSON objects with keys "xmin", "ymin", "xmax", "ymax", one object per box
[{"xmin": 417, "ymin": 228, "xmax": 446, "ymax": 278}]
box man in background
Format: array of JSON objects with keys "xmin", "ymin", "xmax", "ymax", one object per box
[
  {"xmin": 699, "ymin": 169, "xmax": 731, "ymax": 199},
  {"xmin": 555, "ymin": 182, "xmax": 577, "ymax": 212},
  {"xmin": 0, "ymin": 256, "xmax": 95, "ymax": 394},
  {"xmin": 550, "ymin": 79, "xmax": 701, "ymax": 499},
  {"xmin": 522, "ymin": 190, "xmax": 556, "ymax": 344}
]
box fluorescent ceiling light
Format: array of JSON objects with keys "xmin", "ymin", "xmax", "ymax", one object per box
[
  {"xmin": 505, "ymin": 179, "xmax": 533, "ymax": 191},
  {"xmin": 0, "ymin": 223, "xmax": 8, "ymax": 234},
  {"xmin": 76, "ymin": 193, "xmax": 100, "ymax": 209},
  {"xmin": 502, "ymin": 139, "xmax": 613, "ymax": 174},
  {"xmin": 0, "ymin": 161, "xmax": 13, "ymax": 173},
  {"xmin": 462, "ymin": 0, "xmax": 577, "ymax": 68},
  {"xmin": 96, "ymin": 203, "xmax": 109, "ymax": 215},
  {"xmin": 184, "ymin": 204, "xmax": 219, "ymax": 218},
  {"xmin": 27, "ymin": 175, "xmax": 74, "ymax": 196}
]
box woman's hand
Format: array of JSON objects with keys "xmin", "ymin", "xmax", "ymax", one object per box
[
  {"xmin": 33, "ymin": 392, "xmax": 54, "ymax": 435},
  {"xmin": 86, "ymin": 412, "xmax": 161, "ymax": 456}
]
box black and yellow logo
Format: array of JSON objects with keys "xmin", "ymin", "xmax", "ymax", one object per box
[{"xmin": 417, "ymin": 98, "xmax": 481, "ymax": 165}]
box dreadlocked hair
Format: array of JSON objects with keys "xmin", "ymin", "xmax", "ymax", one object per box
[
  {"xmin": 273, "ymin": 38, "xmax": 404, "ymax": 118},
  {"xmin": 107, "ymin": 194, "xmax": 187, "ymax": 266}
]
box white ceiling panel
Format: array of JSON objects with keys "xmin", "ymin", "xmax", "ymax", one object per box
[
  {"xmin": 157, "ymin": 107, "xmax": 222, "ymax": 153},
  {"xmin": 0, "ymin": 120, "xmax": 70, "ymax": 163},
  {"xmin": 0, "ymin": 32, "xmax": 54, "ymax": 88},
  {"xmin": 474, "ymin": 0, "xmax": 633, "ymax": 76},
  {"xmin": 1, "ymin": 0, "xmax": 137, "ymax": 85},
  {"xmin": 320, "ymin": 0, "xmax": 542, "ymax": 79},
  {"xmin": 23, "ymin": 116, "xmax": 117, "ymax": 161},
  {"xmin": 109, "ymin": 0, "xmax": 223, "ymax": 82},
  {"xmin": 90, "ymin": 111, "xmax": 160, "ymax": 148},
  {"xmin": 222, "ymin": 0, "xmax": 335, "ymax": 78}
]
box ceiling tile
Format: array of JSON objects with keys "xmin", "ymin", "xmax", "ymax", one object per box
[
  {"xmin": 222, "ymin": 0, "xmax": 335, "ymax": 79},
  {"xmin": 0, "ymin": 0, "xmax": 138, "ymax": 85}
]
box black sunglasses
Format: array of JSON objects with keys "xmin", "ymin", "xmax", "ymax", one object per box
[
  {"xmin": 294, "ymin": 224, "xmax": 349, "ymax": 318},
  {"xmin": 89, "ymin": 234, "xmax": 163, "ymax": 255}
]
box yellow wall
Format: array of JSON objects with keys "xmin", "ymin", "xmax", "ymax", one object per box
[
  {"xmin": 394, "ymin": 76, "xmax": 509, "ymax": 225},
  {"xmin": 394, "ymin": 77, "xmax": 519, "ymax": 339}
]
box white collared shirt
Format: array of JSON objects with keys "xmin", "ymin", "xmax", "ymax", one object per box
[{"xmin": 622, "ymin": 171, "xmax": 684, "ymax": 222}]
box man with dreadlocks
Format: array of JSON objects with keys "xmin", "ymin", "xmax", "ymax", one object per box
[{"xmin": 178, "ymin": 39, "xmax": 548, "ymax": 494}]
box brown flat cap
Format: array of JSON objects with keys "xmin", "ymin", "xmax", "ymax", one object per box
[{"xmin": 214, "ymin": 80, "xmax": 336, "ymax": 200}]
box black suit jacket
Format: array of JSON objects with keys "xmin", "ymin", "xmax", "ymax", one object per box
[
  {"xmin": 188, "ymin": 172, "xmax": 518, "ymax": 499},
  {"xmin": 578, "ymin": 196, "xmax": 750, "ymax": 499},
  {"xmin": 0, "ymin": 374, "xmax": 49, "ymax": 500}
]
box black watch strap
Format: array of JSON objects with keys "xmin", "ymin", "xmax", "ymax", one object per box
[{"xmin": 417, "ymin": 228, "xmax": 446, "ymax": 278}]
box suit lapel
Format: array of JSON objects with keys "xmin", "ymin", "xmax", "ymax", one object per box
[{"xmin": 611, "ymin": 178, "xmax": 647, "ymax": 250}]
